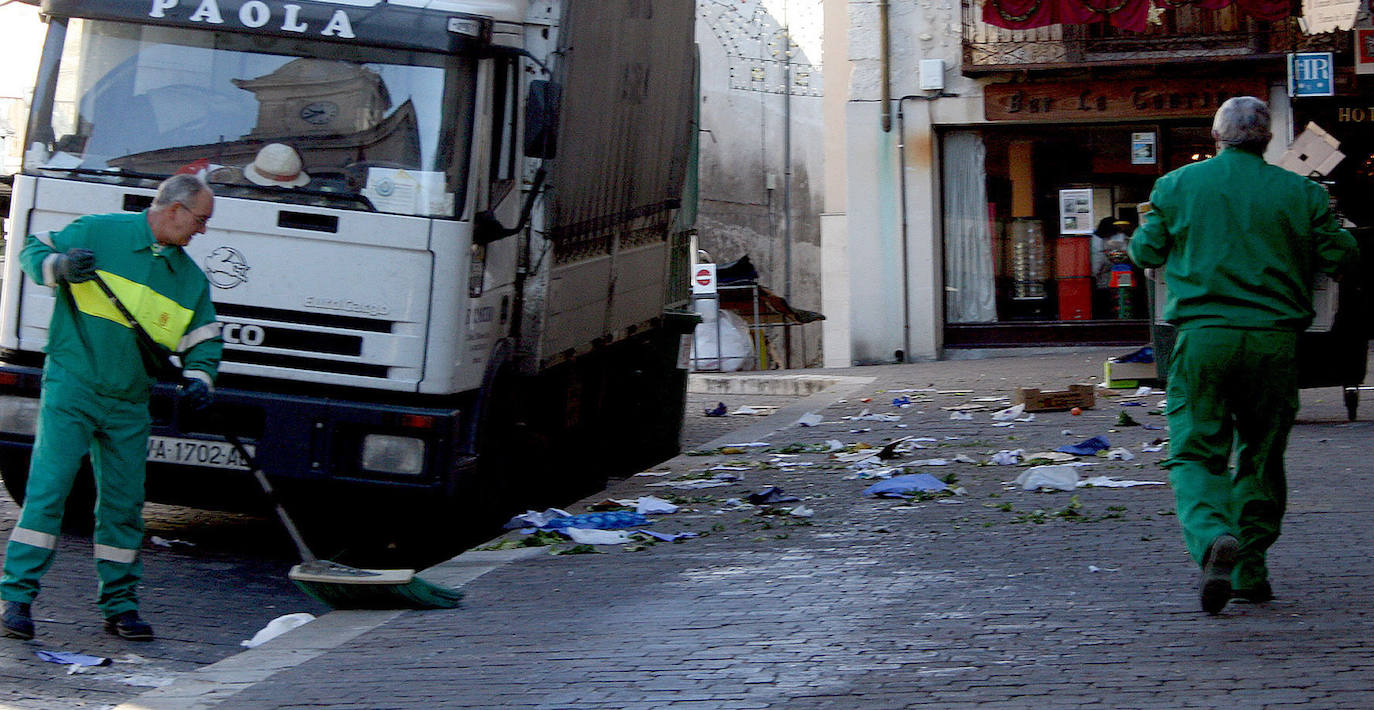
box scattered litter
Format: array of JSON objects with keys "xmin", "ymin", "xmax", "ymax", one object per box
[
  {"xmin": 1116, "ymin": 411, "xmax": 1140, "ymax": 427},
  {"xmin": 864, "ymin": 473, "xmax": 948, "ymax": 498},
  {"xmin": 36, "ymin": 651, "xmax": 111, "ymax": 667},
  {"xmin": 953, "ymin": 454, "xmax": 980, "ymax": 464},
  {"xmin": 950, "ymin": 411, "xmax": 974, "ymax": 421},
  {"xmin": 1134, "ymin": 386, "xmax": 1155, "ymax": 396},
  {"xmin": 847, "ymin": 409, "xmax": 903, "ymax": 422},
  {"xmin": 894, "ymin": 388, "xmax": 936, "ymax": 393},
  {"xmin": 907, "ymin": 458, "xmax": 951, "ymax": 466},
  {"xmin": 1142, "ymin": 439, "xmax": 1167, "ymax": 453},
  {"xmin": 731, "ymin": 405, "xmax": 778, "ymax": 416},
  {"xmin": 1024, "ymin": 451, "xmax": 1077, "ymax": 463},
  {"xmin": 704, "ymin": 402, "xmax": 727, "ymax": 417},
  {"xmin": 795, "ymin": 412, "xmax": 824, "ymax": 427},
  {"xmin": 504, "ymin": 508, "xmax": 574, "ymax": 529},
  {"xmin": 561, "ymin": 528, "xmax": 635, "ymax": 545},
  {"xmin": 635, "ymin": 496, "xmax": 680, "ymax": 515},
  {"xmin": 1015, "ymin": 385, "xmax": 1095, "ymax": 412},
  {"xmin": 939, "ymin": 390, "xmax": 974, "ymax": 395},
  {"xmin": 541, "ymin": 511, "xmax": 649, "ymax": 530},
  {"xmin": 1078, "ymin": 476, "xmax": 1165, "ymax": 488},
  {"xmin": 708, "ymin": 465, "xmax": 751, "ymax": 472},
  {"xmin": 724, "ymin": 442, "xmax": 772, "ymax": 448},
  {"xmin": 718, "ymin": 498, "xmax": 754, "ymax": 511},
  {"xmin": 118, "ymin": 674, "xmax": 177, "ymax": 688},
  {"xmin": 1014, "ymin": 465, "xmax": 1080, "ymax": 492},
  {"xmin": 1071, "ymin": 407, "xmax": 1082, "ymax": 416},
  {"xmin": 1088, "ymin": 565, "xmax": 1121, "ymax": 573},
  {"xmin": 148, "ymin": 536, "xmax": 194, "ymax": 549},
  {"xmin": 1062, "ymin": 429, "xmax": 1075, "ymax": 436},
  {"xmin": 633, "ymin": 470, "xmax": 673, "ymax": 477},
  {"xmin": 972, "ymin": 396, "xmax": 1008, "ymax": 403},
  {"xmin": 241, "ymin": 613, "xmax": 316, "ymax": 648},
  {"xmin": 992, "ymin": 422, "xmax": 1015, "ymax": 428},
  {"xmin": 826, "ymin": 440, "xmax": 847, "ymax": 452},
  {"xmin": 636, "ymin": 530, "xmax": 699, "ymax": 542},
  {"xmin": 1106, "ymin": 447, "xmax": 1136, "ymax": 461},
  {"xmin": 847, "ymin": 466, "xmax": 903, "ymax": 480},
  {"xmin": 747, "ymin": 486, "xmax": 802, "ymax": 505},
  {"xmin": 1120, "ymin": 401, "xmax": 1143, "ymax": 407},
  {"xmin": 892, "ymin": 396, "xmax": 912, "ymax": 407},
  {"xmin": 944, "ymin": 436, "xmax": 963, "ymax": 440},
  {"xmin": 942, "ymin": 403, "xmax": 986, "ymax": 411},
  {"xmin": 877, "ymin": 437, "xmax": 912, "ymax": 459},
  {"xmin": 991, "ymin": 404, "xmax": 1026, "ymax": 421},
  {"xmin": 1056, "ymin": 436, "xmax": 1111, "ymax": 456},
  {"xmin": 787, "ymin": 505, "xmax": 815, "ymax": 518},
  {"xmin": 991, "ymin": 449, "xmax": 1024, "ymax": 466},
  {"xmin": 834, "ymin": 450, "xmax": 881, "ymax": 463},
  {"xmin": 1015, "ymin": 414, "xmax": 1036, "ymax": 422}
]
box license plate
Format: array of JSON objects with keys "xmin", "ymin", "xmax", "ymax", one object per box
[{"xmin": 146, "ymin": 436, "xmax": 255, "ymax": 471}]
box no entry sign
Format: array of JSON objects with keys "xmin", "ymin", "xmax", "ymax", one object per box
[{"xmin": 692, "ymin": 263, "xmax": 718, "ymax": 295}]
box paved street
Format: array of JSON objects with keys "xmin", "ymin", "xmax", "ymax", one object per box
[{"xmin": 66, "ymin": 347, "xmax": 1374, "ymax": 709}]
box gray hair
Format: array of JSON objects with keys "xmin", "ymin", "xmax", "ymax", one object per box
[
  {"xmin": 151, "ymin": 174, "xmax": 211, "ymax": 210},
  {"xmin": 1212, "ymin": 96, "xmax": 1271, "ymax": 152}
]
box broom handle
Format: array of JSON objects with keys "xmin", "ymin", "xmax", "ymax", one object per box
[
  {"xmin": 224, "ymin": 433, "xmax": 321, "ymax": 565},
  {"xmin": 92, "ymin": 275, "xmax": 322, "ymax": 565}
]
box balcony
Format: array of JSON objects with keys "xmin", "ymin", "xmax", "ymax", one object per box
[{"xmin": 962, "ymin": 0, "xmax": 1343, "ymax": 73}]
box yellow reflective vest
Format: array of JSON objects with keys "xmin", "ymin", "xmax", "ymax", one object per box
[{"xmin": 23, "ymin": 211, "xmax": 221, "ymax": 401}]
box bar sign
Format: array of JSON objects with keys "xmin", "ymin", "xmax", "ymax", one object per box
[{"xmin": 1290, "ymin": 52, "xmax": 1336, "ymax": 97}]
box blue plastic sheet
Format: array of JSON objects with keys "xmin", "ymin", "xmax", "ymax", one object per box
[
  {"xmin": 863, "ymin": 473, "xmax": 947, "ymax": 498},
  {"xmin": 35, "ymin": 651, "xmax": 110, "ymax": 666},
  {"xmin": 540, "ymin": 511, "xmax": 649, "ymax": 530},
  {"xmin": 1056, "ymin": 436, "xmax": 1111, "ymax": 456}
]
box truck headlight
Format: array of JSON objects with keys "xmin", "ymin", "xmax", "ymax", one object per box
[
  {"xmin": 361, "ymin": 434, "xmax": 425, "ymax": 475},
  {"xmin": 0, "ymin": 396, "xmax": 39, "ymax": 436}
]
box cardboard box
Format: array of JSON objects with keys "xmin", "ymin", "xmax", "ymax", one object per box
[
  {"xmin": 1103, "ymin": 359, "xmax": 1157, "ymax": 388},
  {"xmin": 1015, "ymin": 385, "xmax": 1096, "ymax": 412}
]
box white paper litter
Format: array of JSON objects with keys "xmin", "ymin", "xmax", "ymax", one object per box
[
  {"xmin": 636, "ymin": 496, "xmax": 680, "ymax": 514},
  {"xmin": 847, "ymin": 409, "xmax": 903, "ymax": 422},
  {"xmin": 1077, "ymin": 476, "xmax": 1165, "ymax": 488},
  {"xmin": 645, "ymin": 479, "xmax": 734, "ymax": 489},
  {"xmin": 991, "ymin": 449, "xmax": 1024, "ymax": 466},
  {"xmin": 1014, "ymin": 465, "xmax": 1080, "ymax": 491},
  {"xmin": 950, "ymin": 411, "xmax": 974, "ymax": 421},
  {"xmin": 1142, "ymin": 442, "xmax": 1165, "ymax": 453},
  {"xmin": 562, "ymin": 527, "xmax": 636, "ymax": 545},
  {"xmin": 504, "ymin": 508, "xmax": 573, "ymax": 529},
  {"xmin": 1106, "ymin": 447, "xmax": 1136, "ymax": 461},
  {"xmin": 1134, "ymin": 386, "xmax": 1155, "ymax": 396},
  {"xmin": 826, "ymin": 440, "xmax": 847, "ymax": 452},
  {"xmin": 723, "ymin": 442, "xmax": 771, "ymax": 448},
  {"xmin": 795, "ymin": 412, "xmax": 824, "ymax": 427},
  {"xmin": 953, "ymin": 454, "xmax": 980, "ymax": 464},
  {"xmin": 788, "ymin": 505, "xmax": 815, "ymax": 518},
  {"xmin": 907, "ymin": 458, "xmax": 950, "ymax": 466},
  {"xmin": 992, "ymin": 403, "xmax": 1026, "ymax": 421},
  {"xmin": 241, "ymin": 613, "xmax": 316, "ymax": 648}
]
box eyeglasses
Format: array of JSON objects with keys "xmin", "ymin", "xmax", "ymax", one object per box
[{"xmin": 177, "ymin": 201, "xmax": 211, "ymax": 227}]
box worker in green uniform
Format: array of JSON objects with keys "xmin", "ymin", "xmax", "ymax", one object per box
[
  {"xmin": 1129, "ymin": 97, "xmax": 1358, "ymax": 614},
  {"xmin": 1, "ymin": 175, "xmax": 223, "ymax": 641}
]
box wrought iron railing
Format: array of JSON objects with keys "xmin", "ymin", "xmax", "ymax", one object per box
[{"xmin": 962, "ymin": 0, "xmax": 1343, "ymax": 71}]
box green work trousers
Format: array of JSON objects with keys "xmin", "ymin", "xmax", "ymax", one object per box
[
  {"xmin": 0, "ymin": 362, "xmax": 150, "ymax": 617},
  {"xmin": 1165, "ymin": 327, "xmax": 1298, "ymax": 590}
]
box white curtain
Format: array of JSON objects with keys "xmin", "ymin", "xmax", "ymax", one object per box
[{"xmin": 942, "ymin": 132, "xmax": 997, "ymax": 323}]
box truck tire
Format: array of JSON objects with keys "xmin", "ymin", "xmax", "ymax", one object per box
[{"xmin": 0, "ymin": 455, "xmax": 97, "ymax": 534}]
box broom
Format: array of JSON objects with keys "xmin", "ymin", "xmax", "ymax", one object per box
[{"xmin": 91, "ymin": 274, "xmax": 462, "ymax": 610}]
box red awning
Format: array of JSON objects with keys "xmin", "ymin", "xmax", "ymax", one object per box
[{"xmin": 981, "ymin": 0, "xmax": 1289, "ymax": 32}]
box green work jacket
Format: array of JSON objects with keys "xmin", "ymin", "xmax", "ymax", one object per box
[
  {"xmin": 22, "ymin": 211, "xmax": 222, "ymax": 402},
  {"xmin": 1129, "ymin": 147, "xmax": 1359, "ymax": 332}
]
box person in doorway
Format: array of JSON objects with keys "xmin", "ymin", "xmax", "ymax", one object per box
[
  {"xmin": 1128, "ymin": 96, "xmax": 1358, "ymax": 614},
  {"xmin": 1, "ymin": 175, "xmax": 223, "ymax": 641}
]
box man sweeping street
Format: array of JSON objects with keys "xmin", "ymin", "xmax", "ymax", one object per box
[
  {"xmin": 1, "ymin": 174, "xmax": 223, "ymax": 640},
  {"xmin": 1129, "ymin": 96, "xmax": 1359, "ymax": 614}
]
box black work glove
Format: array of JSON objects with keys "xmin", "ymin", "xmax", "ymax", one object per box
[
  {"xmin": 177, "ymin": 377, "xmax": 213, "ymax": 413},
  {"xmin": 54, "ymin": 248, "xmax": 95, "ymax": 283}
]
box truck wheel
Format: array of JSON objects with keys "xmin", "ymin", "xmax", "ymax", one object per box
[{"xmin": 0, "ymin": 456, "xmax": 96, "ymax": 534}]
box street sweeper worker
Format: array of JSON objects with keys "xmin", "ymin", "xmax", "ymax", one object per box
[
  {"xmin": 1, "ymin": 174, "xmax": 223, "ymax": 641},
  {"xmin": 1128, "ymin": 96, "xmax": 1358, "ymax": 615}
]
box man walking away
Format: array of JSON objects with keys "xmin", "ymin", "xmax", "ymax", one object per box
[
  {"xmin": 1, "ymin": 174, "xmax": 223, "ymax": 640},
  {"xmin": 1129, "ymin": 96, "xmax": 1358, "ymax": 614}
]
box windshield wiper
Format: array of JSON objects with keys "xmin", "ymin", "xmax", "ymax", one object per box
[
  {"xmin": 205, "ymin": 179, "xmax": 378, "ymax": 212},
  {"xmin": 34, "ymin": 166, "xmax": 172, "ymax": 182}
]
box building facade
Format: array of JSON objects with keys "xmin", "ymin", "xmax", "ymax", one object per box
[{"xmin": 824, "ymin": 0, "xmax": 1343, "ymax": 364}]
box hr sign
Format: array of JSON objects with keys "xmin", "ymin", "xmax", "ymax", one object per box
[{"xmin": 1290, "ymin": 52, "xmax": 1336, "ymax": 97}]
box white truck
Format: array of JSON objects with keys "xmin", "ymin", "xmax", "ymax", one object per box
[{"xmin": 0, "ymin": 0, "xmax": 699, "ymax": 527}]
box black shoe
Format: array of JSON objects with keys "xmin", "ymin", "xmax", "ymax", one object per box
[
  {"xmin": 2, "ymin": 601, "xmax": 34, "ymax": 640},
  {"xmin": 103, "ymin": 611, "xmax": 154, "ymax": 641},
  {"xmin": 1199, "ymin": 534, "xmax": 1239, "ymax": 615},
  {"xmin": 1232, "ymin": 580, "xmax": 1274, "ymax": 603}
]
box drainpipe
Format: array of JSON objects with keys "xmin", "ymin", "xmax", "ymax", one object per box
[
  {"xmin": 783, "ymin": 24, "xmax": 794, "ymax": 367},
  {"xmin": 880, "ymin": 0, "xmax": 892, "ymax": 133}
]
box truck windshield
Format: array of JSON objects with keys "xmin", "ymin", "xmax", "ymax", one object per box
[{"xmin": 24, "ymin": 18, "xmax": 476, "ymax": 217}]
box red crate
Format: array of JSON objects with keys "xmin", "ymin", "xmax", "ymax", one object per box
[
  {"xmin": 1055, "ymin": 237, "xmax": 1091, "ymax": 279},
  {"xmin": 1058, "ymin": 277, "xmax": 1092, "ymax": 320}
]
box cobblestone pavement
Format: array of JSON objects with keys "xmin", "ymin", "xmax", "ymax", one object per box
[{"xmin": 124, "ymin": 348, "xmax": 1374, "ymax": 709}]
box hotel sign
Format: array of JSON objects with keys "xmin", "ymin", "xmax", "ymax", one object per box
[{"xmin": 985, "ymin": 79, "xmax": 1268, "ymax": 122}]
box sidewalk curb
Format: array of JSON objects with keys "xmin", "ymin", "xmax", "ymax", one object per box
[
  {"xmin": 114, "ymin": 548, "xmax": 546, "ymax": 710},
  {"xmin": 115, "ymin": 375, "xmax": 876, "ymax": 709}
]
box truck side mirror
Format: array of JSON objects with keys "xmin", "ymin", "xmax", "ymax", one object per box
[{"xmin": 524, "ymin": 80, "xmax": 561, "ymax": 160}]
